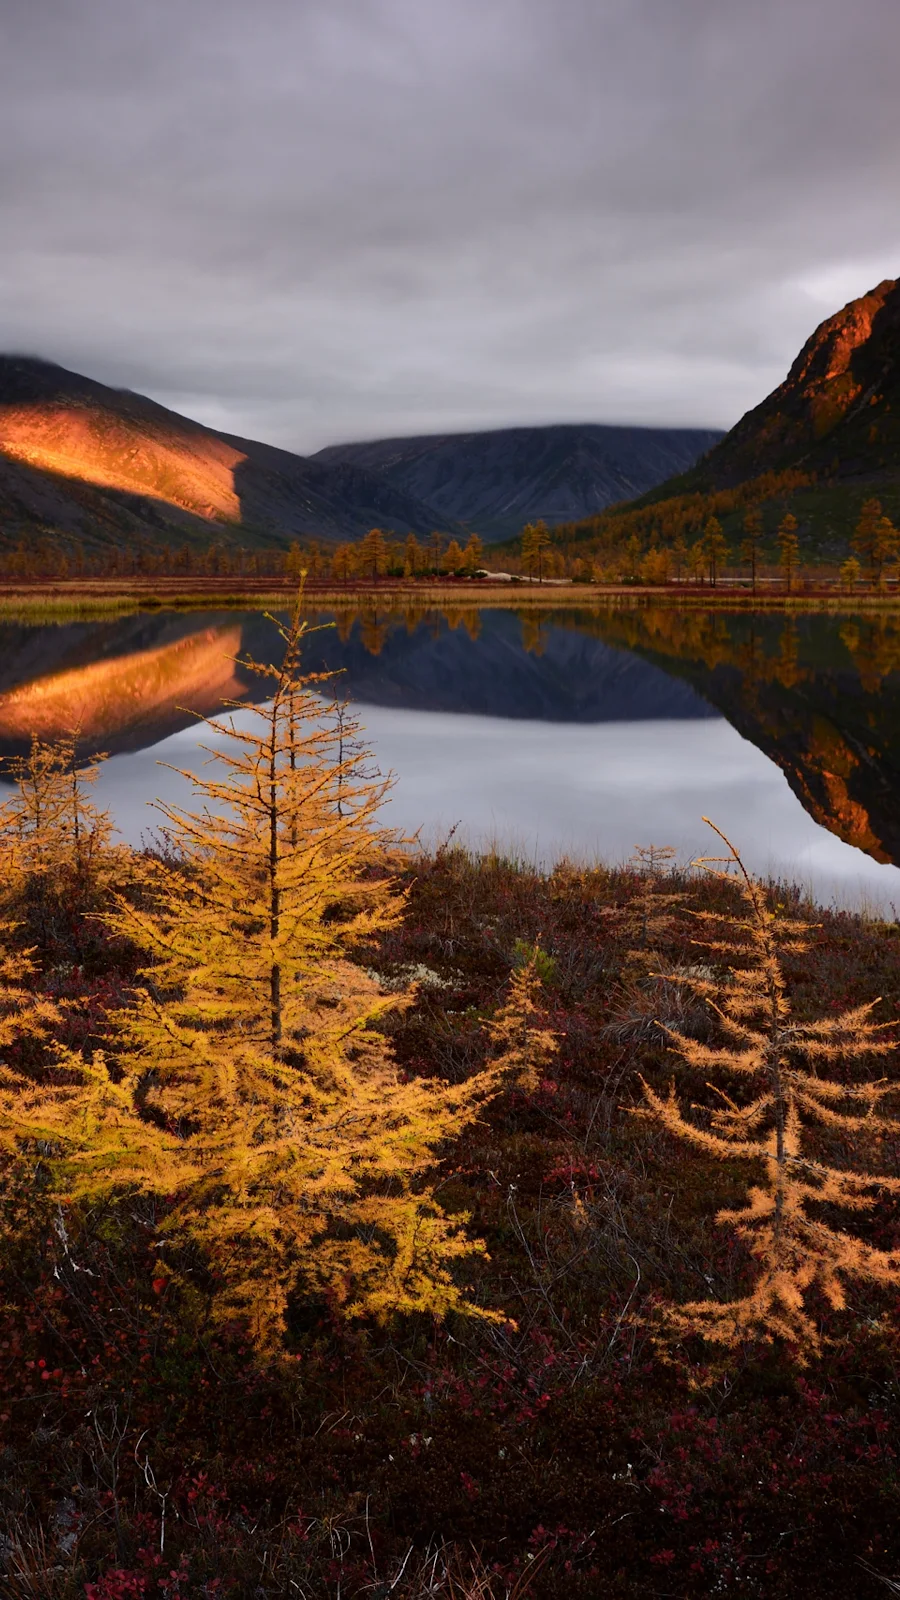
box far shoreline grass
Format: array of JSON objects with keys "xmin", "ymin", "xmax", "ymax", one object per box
[{"xmin": 3, "ymin": 574, "xmax": 900, "ymax": 619}]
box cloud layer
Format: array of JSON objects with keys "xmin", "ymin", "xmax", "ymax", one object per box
[{"xmin": 2, "ymin": 0, "xmax": 899, "ymax": 451}]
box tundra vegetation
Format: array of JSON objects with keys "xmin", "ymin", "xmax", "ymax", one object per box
[{"xmin": 1, "ymin": 604, "xmax": 900, "ymax": 1596}]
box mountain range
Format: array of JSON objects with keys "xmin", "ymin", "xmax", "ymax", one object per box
[
  {"xmin": 0, "ymin": 355, "xmax": 721, "ymax": 552},
  {"xmin": 6, "ymin": 275, "xmax": 898, "ymax": 561},
  {"xmin": 311, "ymin": 424, "xmax": 723, "ymax": 539}
]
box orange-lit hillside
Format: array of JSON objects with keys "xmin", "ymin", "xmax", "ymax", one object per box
[
  {"xmin": 0, "ymin": 401, "xmax": 245, "ymax": 522},
  {"xmin": 0, "ymin": 356, "xmax": 460, "ymax": 553},
  {"xmin": 676, "ymin": 277, "xmax": 900, "ymax": 485}
]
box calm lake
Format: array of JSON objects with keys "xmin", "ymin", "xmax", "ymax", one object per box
[{"xmin": 2, "ymin": 600, "xmax": 900, "ymax": 910}]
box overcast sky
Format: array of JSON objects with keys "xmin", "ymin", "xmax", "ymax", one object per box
[{"xmin": 2, "ymin": 0, "xmax": 899, "ymax": 453}]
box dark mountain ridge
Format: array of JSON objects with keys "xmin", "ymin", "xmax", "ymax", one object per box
[
  {"xmin": 555, "ymin": 277, "xmax": 900, "ymax": 565},
  {"xmin": 313, "ymin": 422, "xmax": 724, "ymax": 539},
  {"xmin": 703, "ymin": 278, "xmax": 900, "ymax": 487}
]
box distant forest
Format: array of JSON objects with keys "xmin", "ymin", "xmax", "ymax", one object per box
[{"xmin": 4, "ymin": 469, "xmax": 899, "ymax": 590}]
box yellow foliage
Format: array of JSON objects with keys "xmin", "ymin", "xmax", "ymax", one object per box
[
  {"xmin": 0, "ymin": 935, "xmax": 60, "ymax": 1061},
  {"xmin": 614, "ymin": 845, "xmax": 683, "ymax": 976},
  {"xmin": 0, "ymin": 733, "xmax": 114, "ymax": 887},
  {"xmin": 0, "ymin": 597, "xmax": 540, "ymax": 1349},
  {"xmin": 636, "ymin": 820, "xmax": 900, "ymax": 1362},
  {"xmin": 485, "ymin": 956, "xmax": 557, "ymax": 1092}
]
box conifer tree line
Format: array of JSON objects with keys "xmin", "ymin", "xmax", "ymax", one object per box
[
  {"xmin": 0, "ymin": 605, "xmax": 899, "ymax": 1363},
  {"xmin": 3, "ymin": 490, "xmax": 898, "ymax": 587},
  {"xmin": 0, "ymin": 528, "xmax": 488, "ymax": 584},
  {"xmin": 525, "ymin": 477, "xmax": 900, "ymax": 589}
]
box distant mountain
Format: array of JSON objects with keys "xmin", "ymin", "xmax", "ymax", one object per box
[
  {"xmin": 313, "ymin": 423, "xmax": 724, "ymax": 540},
  {"xmin": 0, "ymin": 356, "xmax": 460, "ymax": 553}
]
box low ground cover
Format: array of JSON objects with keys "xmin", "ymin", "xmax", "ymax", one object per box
[{"xmin": 3, "ymin": 836, "xmax": 900, "ymax": 1598}]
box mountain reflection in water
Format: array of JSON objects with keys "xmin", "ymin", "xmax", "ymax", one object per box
[{"xmin": 0, "ymin": 602, "xmax": 899, "ymax": 909}]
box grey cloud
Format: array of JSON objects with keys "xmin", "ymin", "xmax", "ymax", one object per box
[{"xmin": 1, "ymin": 0, "xmax": 899, "ymax": 451}]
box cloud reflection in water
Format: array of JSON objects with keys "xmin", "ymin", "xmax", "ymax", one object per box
[{"xmin": 94, "ymin": 700, "xmax": 900, "ymax": 914}]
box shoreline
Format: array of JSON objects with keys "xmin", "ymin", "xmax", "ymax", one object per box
[{"xmin": 1, "ymin": 575, "xmax": 900, "ymax": 617}]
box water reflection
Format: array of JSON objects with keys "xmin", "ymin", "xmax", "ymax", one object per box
[{"xmin": 2, "ymin": 601, "xmax": 900, "ymax": 909}]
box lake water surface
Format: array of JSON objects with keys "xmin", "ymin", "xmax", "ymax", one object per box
[{"xmin": 2, "ymin": 601, "xmax": 900, "ymax": 910}]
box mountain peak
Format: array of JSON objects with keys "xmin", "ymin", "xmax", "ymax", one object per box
[
  {"xmin": 785, "ymin": 279, "xmax": 896, "ymax": 390},
  {"xmin": 702, "ymin": 277, "xmax": 900, "ymax": 483}
]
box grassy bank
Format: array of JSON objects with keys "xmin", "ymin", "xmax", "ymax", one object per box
[
  {"xmin": 3, "ymin": 575, "xmax": 900, "ymax": 621},
  {"xmin": 3, "ymin": 841, "xmax": 900, "ymax": 1597}
]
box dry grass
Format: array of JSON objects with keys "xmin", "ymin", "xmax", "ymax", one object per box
[{"xmin": 2, "ymin": 577, "xmax": 900, "ymax": 621}]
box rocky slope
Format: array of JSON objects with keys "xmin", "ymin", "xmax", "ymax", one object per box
[
  {"xmin": 313, "ymin": 423, "xmax": 723, "ymax": 539},
  {"xmin": 557, "ymin": 277, "xmax": 900, "ymax": 563},
  {"xmin": 701, "ymin": 278, "xmax": 900, "ymax": 486},
  {"xmin": 633, "ymin": 278, "xmax": 900, "ymax": 508}
]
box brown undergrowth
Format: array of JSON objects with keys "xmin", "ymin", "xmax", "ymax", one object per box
[{"xmin": 2, "ymin": 841, "xmax": 900, "ymax": 1596}]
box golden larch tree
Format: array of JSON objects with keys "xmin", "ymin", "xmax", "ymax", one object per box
[
  {"xmin": 2, "ymin": 599, "xmax": 529, "ymax": 1348},
  {"xmin": 360, "ymin": 527, "xmax": 391, "ymax": 581},
  {"xmin": 442, "ymin": 540, "xmax": 466, "ymax": 575},
  {"xmin": 852, "ymin": 497, "xmax": 884, "ymax": 583},
  {"xmin": 521, "ymin": 521, "xmax": 551, "ymax": 583},
  {"xmin": 0, "ymin": 733, "xmax": 114, "ymax": 882},
  {"xmin": 702, "ymin": 517, "xmax": 728, "ymax": 587},
  {"xmin": 485, "ymin": 954, "xmax": 557, "ymax": 1092},
  {"xmin": 777, "ymin": 513, "xmax": 800, "ymax": 592},
  {"xmin": 637, "ymin": 820, "xmax": 900, "ymax": 1362},
  {"xmin": 0, "ymin": 935, "xmax": 60, "ymax": 1056},
  {"xmin": 462, "ymin": 533, "xmax": 484, "ymax": 574},
  {"xmin": 0, "ymin": 734, "xmax": 125, "ymax": 957},
  {"xmin": 741, "ymin": 508, "xmax": 763, "ymax": 591}
]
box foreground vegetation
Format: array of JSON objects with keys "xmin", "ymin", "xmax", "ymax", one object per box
[{"xmin": 3, "ymin": 606, "xmax": 900, "ymax": 1595}]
